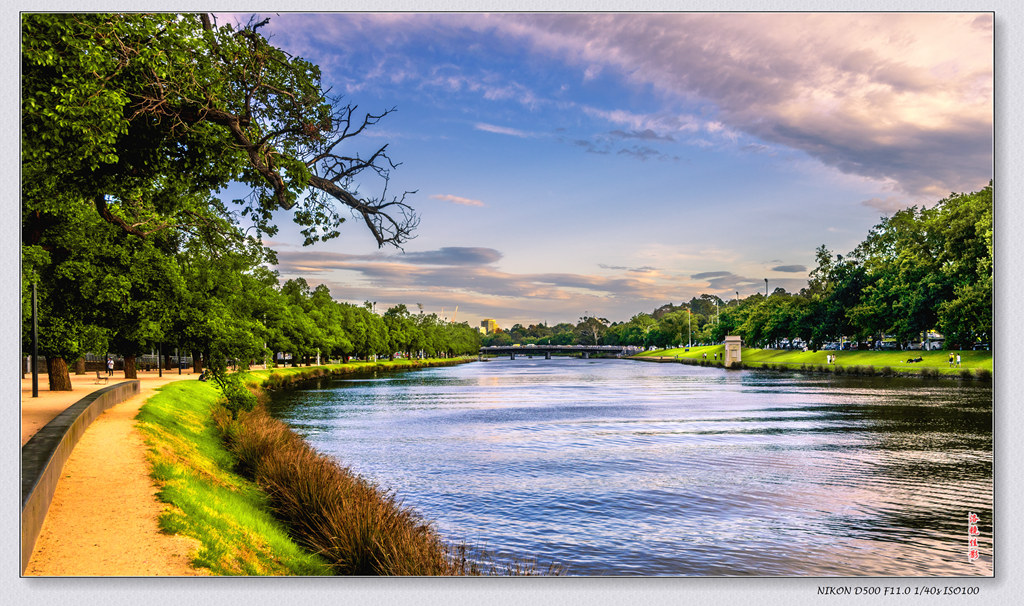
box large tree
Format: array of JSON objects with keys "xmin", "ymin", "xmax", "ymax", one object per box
[
  {"xmin": 22, "ymin": 13, "xmax": 421, "ymax": 388},
  {"xmin": 22, "ymin": 13, "xmax": 418, "ymax": 249}
]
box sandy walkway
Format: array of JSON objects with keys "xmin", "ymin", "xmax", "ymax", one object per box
[{"xmin": 22, "ymin": 370, "xmax": 208, "ymax": 576}]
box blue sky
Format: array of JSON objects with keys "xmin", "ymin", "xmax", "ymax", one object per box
[{"xmin": 219, "ymin": 12, "xmax": 993, "ymax": 329}]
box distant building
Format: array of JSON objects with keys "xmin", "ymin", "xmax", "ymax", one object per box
[{"xmin": 481, "ymin": 318, "xmax": 499, "ymax": 334}]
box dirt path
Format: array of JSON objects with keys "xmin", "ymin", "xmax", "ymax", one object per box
[{"xmin": 22, "ymin": 372, "xmax": 207, "ymax": 576}]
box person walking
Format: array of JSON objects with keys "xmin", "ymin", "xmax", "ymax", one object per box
[
  {"xmin": 106, "ymin": 357, "xmax": 114, "ymax": 376},
  {"xmin": 956, "ymin": 353, "xmax": 962, "ymax": 368},
  {"xmin": 949, "ymin": 352, "xmax": 954, "ymax": 367}
]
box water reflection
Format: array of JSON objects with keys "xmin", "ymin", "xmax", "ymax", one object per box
[{"xmin": 268, "ymin": 358, "xmax": 992, "ymax": 576}]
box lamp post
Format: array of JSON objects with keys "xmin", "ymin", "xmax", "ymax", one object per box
[
  {"xmin": 688, "ymin": 308, "xmax": 692, "ymax": 348},
  {"xmin": 765, "ymin": 278, "xmax": 768, "ymax": 297},
  {"xmin": 32, "ymin": 280, "xmax": 38, "ymax": 398}
]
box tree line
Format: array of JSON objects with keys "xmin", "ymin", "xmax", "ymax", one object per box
[
  {"xmin": 21, "ymin": 202, "xmax": 480, "ymax": 390},
  {"xmin": 485, "ymin": 184, "xmax": 992, "ymax": 352}
]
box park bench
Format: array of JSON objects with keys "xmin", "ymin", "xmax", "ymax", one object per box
[{"xmin": 94, "ymin": 371, "xmax": 109, "ymax": 385}]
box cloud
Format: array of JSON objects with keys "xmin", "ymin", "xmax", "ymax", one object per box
[
  {"xmin": 430, "ymin": 194, "xmax": 485, "ymax": 207},
  {"xmin": 492, "ymin": 13, "xmax": 992, "ymax": 199},
  {"xmin": 275, "ymin": 249, "xmax": 717, "ymax": 320},
  {"xmin": 599, "ymin": 264, "xmax": 659, "ymax": 273},
  {"xmin": 274, "ymin": 247, "xmax": 503, "ymax": 273},
  {"xmin": 691, "ymin": 271, "xmax": 732, "ymax": 280},
  {"xmin": 862, "ymin": 195, "xmax": 912, "ymax": 215},
  {"xmin": 771, "ymin": 265, "xmax": 807, "ymax": 273},
  {"xmin": 474, "ymin": 122, "xmax": 534, "ymax": 138},
  {"xmin": 609, "ymin": 129, "xmax": 676, "ymax": 142},
  {"xmin": 261, "ymin": 13, "xmax": 991, "ymax": 199},
  {"xmin": 400, "ymin": 247, "xmax": 503, "ymax": 265},
  {"xmin": 617, "ymin": 145, "xmax": 678, "ymax": 162}
]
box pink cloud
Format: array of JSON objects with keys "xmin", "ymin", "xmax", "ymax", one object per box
[{"xmin": 430, "ymin": 194, "xmax": 485, "ymax": 207}]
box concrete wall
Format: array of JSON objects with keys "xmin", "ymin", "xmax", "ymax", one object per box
[{"xmin": 20, "ymin": 380, "xmax": 140, "ymax": 574}]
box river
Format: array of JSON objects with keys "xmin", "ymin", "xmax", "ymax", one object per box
[{"xmin": 266, "ymin": 357, "xmax": 993, "ymax": 576}]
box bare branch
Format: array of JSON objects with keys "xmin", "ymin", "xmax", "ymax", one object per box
[{"xmin": 308, "ymin": 175, "xmax": 418, "ymax": 248}]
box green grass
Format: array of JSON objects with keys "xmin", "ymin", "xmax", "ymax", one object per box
[
  {"xmin": 635, "ymin": 345, "xmax": 992, "ymax": 378},
  {"xmin": 136, "ymin": 380, "xmax": 333, "ymax": 575},
  {"xmin": 134, "ymin": 358, "xmax": 477, "ymax": 575}
]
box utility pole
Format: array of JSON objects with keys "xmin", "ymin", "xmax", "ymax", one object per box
[
  {"xmin": 688, "ymin": 308, "xmax": 692, "ymax": 348},
  {"xmin": 765, "ymin": 278, "xmax": 768, "ymax": 297}
]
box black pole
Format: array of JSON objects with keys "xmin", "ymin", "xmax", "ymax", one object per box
[
  {"xmin": 176, "ymin": 347, "xmax": 181, "ymax": 375},
  {"xmin": 31, "ymin": 281, "xmax": 39, "ymax": 398},
  {"xmin": 158, "ymin": 343, "xmax": 163, "ymax": 377}
]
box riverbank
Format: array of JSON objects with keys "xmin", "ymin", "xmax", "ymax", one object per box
[
  {"xmin": 633, "ymin": 345, "xmax": 992, "ymax": 380},
  {"xmin": 137, "ymin": 357, "xmax": 477, "ymax": 575}
]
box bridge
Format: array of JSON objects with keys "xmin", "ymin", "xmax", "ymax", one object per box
[{"xmin": 479, "ymin": 345, "xmax": 639, "ymax": 359}]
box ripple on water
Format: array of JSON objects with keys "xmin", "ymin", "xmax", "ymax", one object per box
[{"xmin": 268, "ymin": 359, "xmax": 992, "ymax": 576}]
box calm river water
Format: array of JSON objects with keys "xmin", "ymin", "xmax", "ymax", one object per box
[{"xmin": 267, "ymin": 358, "xmax": 993, "ymax": 576}]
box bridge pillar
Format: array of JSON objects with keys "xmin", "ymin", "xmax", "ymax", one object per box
[
  {"xmin": 582, "ymin": 352, "xmax": 589, "ymax": 359},
  {"xmin": 510, "ymin": 353, "xmax": 516, "ymax": 360},
  {"xmin": 545, "ymin": 352, "xmax": 551, "ymax": 360}
]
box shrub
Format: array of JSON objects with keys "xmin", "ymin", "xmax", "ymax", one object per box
[
  {"xmin": 213, "ymin": 372, "xmax": 259, "ymax": 419},
  {"xmin": 960, "ymin": 369, "xmax": 974, "ymax": 380},
  {"xmin": 881, "ymin": 366, "xmax": 893, "ymax": 377},
  {"xmin": 230, "ymin": 406, "xmax": 458, "ymax": 575},
  {"xmin": 974, "ymin": 368, "xmax": 992, "ymax": 381}
]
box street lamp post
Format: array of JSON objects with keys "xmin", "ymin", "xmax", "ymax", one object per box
[
  {"xmin": 32, "ymin": 280, "xmax": 39, "ymax": 398},
  {"xmin": 765, "ymin": 278, "xmax": 769, "ymax": 297}
]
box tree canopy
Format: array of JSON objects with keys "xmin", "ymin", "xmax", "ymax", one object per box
[{"xmin": 23, "ymin": 12, "xmax": 417, "ymax": 248}]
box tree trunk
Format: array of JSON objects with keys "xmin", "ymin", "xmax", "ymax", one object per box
[
  {"xmin": 192, "ymin": 350, "xmax": 203, "ymax": 373},
  {"xmin": 75, "ymin": 358, "xmax": 86, "ymax": 375},
  {"xmin": 46, "ymin": 357, "xmax": 73, "ymax": 391},
  {"xmin": 124, "ymin": 354, "xmax": 138, "ymax": 379}
]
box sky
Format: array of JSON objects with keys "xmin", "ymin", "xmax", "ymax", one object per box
[{"xmin": 218, "ymin": 11, "xmax": 993, "ymax": 330}]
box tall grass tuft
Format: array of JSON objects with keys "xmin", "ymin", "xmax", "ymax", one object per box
[{"xmin": 225, "ymin": 406, "xmax": 466, "ymax": 575}]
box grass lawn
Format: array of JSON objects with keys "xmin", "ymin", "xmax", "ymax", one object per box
[
  {"xmin": 136, "ymin": 358, "xmax": 472, "ymax": 575},
  {"xmin": 635, "ymin": 344, "xmax": 992, "ymax": 377},
  {"xmin": 137, "ymin": 380, "xmax": 332, "ymax": 575}
]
